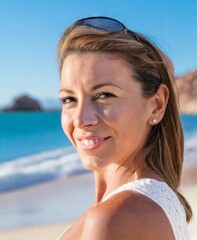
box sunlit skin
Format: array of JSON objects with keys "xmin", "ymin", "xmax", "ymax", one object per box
[
  {"xmin": 60, "ymin": 53, "xmax": 153, "ymax": 174},
  {"xmin": 59, "ymin": 53, "xmax": 171, "ymax": 240}
]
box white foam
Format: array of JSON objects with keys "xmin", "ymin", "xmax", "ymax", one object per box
[
  {"xmin": 0, "ymin": 131, "xmax": 196, "ymax": 192},
  {"xmin": 0, "ymin": 146, "xmax": 87, "ymax": 192},
  {"xmin": 185, "ymin": 130, "xmax": 197, "ymax": 152}
]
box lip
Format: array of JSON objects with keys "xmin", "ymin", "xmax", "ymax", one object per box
[{"xmin": 77, "ymin": 136, "xmax": 111, "ymax": 151}]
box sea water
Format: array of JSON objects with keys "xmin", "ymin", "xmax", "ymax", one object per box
[{"xmin": 0, "ymin": 112, "xmax": 197, "ymax": 192}]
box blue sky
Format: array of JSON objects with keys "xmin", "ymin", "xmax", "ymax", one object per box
[{"xmin": 0, "ymin": 0, "xmax": 197, "ymax": 107}]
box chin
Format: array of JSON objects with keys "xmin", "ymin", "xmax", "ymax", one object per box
[{"xmin": 81, "ymin": 155, "xmax": 109, "ymax": 171}]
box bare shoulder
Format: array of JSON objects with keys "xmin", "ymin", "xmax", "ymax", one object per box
[{"xmin": 81, "ymin": 191, "xmax": 174, "ymax": 240}]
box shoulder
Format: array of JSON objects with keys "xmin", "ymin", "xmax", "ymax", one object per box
[{"xmin": 81, "ymin": 190, "xmax": 174, "ymax": 240}]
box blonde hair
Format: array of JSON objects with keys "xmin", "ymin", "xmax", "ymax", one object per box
[{"xmin": 58, "ymin": 21, "xmax": 192, "ymax": 222}]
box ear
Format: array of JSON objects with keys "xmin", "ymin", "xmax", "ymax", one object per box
[{"xmin": 148, "ymin": 84, "xmax": 169, "ymax": 125}]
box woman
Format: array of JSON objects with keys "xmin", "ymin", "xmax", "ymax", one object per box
[{"xmin": 57, "ymin": 16, "xmax": 192, "ymax": 240}]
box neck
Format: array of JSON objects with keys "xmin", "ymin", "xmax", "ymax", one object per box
[
  {"xmin": 93, "ymin": 163, "xmax": 141, "ymax": 204},
  {"xmin": 93, "ymin": 162, "xmax": 162, "ymax": 205}
]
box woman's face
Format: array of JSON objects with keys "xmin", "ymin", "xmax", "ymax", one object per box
[{"xmin": 60, "ymin": 53, "xmax": 153, "ymax": 171}]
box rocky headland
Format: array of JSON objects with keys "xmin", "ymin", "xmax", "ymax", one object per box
[
  {"xmin": 176, "ymin": 69, "xmax": 197, "ymax": 114},
  {"xmin": 2, "ymin": 95, "xmax": 42, "ymax": 111},
  {"xmin": 1, "ymin": 70, "xmax": 196, "ymax": 113}
]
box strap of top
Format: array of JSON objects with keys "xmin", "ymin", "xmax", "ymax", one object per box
[{"xmin": 101, "ymin": 178, "xmax": 190, "ymax": 240}]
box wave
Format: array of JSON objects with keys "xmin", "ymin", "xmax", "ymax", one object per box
[
  {"xmin": 0, "ymin": 131, "xmax": 196, "ymax": 193},
  {"xmin": 184, "ymin": 130, "xmax": 197, "ymax": 152},
  {"xmin": 0, "ymin": 146, "xmax": 87, "ymax": 192}
]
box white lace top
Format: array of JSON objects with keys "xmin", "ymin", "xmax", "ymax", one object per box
[{"xmin": 101, "ymin": 178, "xmax": 190, "ymax": 240}]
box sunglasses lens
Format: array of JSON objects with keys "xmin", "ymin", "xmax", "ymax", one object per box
[
  {"xmin": 75, "ymin": 17, "xmax": 143, "ymax": 46},
  {"xmin": 82, "ymin": 18, "xmax": 124, "ymax": 32}
]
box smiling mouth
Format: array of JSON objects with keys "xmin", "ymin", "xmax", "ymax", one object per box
[{"xmin": 79, "ymin": 137, "xmax": 110, "ymax": 148}]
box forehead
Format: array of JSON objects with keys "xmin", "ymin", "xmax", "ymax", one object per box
[
  {"xmin": 60, "ymin": 52, "xmax": 143, "ymax": 96},
  {"xmin": 61, "ymin": 52, "xmax": 133, "ymax": 82}
]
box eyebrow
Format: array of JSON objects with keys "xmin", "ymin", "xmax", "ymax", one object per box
[
  {"xmin": 59, "ymin": 83, "xmax": 122, "ymax": 93},
  {"xmin": 59, "ymin": 89, "xmax": 74, "ymax": 94},
  {"xmin": 91, "ymin": 83, "xmax": 122, "ymax": 91}
]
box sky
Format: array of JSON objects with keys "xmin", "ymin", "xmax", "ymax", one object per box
[{"xmin": 0, "ymin": 0, "xmax": 197, "ymax": 107}]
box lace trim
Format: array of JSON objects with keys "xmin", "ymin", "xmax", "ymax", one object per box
[{"xmin": 101, "ymin": 178, "xmax": 190, "ymax": 240}]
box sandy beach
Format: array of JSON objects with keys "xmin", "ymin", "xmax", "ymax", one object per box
[
  {"xmin": 182, "ymin": 185, "xmax": 197, "ymax": 239},
  {"xmin": 0, "ymin": 173, "xmax": 95, "ymax": 239},
  {"xmin": 0, "ymin": 223, "xmax": 69, "ymax": 240},
  {"xmin": 0, "ymin": 162, "xmax": 197, "ymax": 240},
  {"xmin": 1, "ymin": 187, "xmax": 196, "ymax": 240}
]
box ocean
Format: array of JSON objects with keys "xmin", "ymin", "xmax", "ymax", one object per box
[{"xmin": 0, "ymin": 112, "xmax": 197, "ymax": 192}]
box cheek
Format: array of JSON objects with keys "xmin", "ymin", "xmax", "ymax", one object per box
[
  {"xmin": 102, "ymin": 107, "xmax": 121, "ymax": 123},
  {"xmin": 61, "ymin": 112, "xmax": 72, "ymax": 137},
  {"xmin": 107, "ymin": 104, "xmax": 148, "ymax": 140},
  {"xmin": 103, "ymin": 104, "xmax": 134, "ymax": 126}
]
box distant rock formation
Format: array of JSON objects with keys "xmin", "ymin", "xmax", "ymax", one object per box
[
  {"xmin": 1, "ymin": 70, "xmax": 196, "ymax": 113},
  {"xmin": 3, "ymin": 95, "xmax": 42, "ymax": 111},
  {"xmin": 176, "ymin": 70, "xmax": 197, "ymax": 114}
]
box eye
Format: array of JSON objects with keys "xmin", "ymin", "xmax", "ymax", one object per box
[
  {"xmin": 96, "ymin": 92, "xmax": 117, "ymax": 100},
  {"xmin": 60, "ymin": 96, "xmax": 77, "ymax": 105}
]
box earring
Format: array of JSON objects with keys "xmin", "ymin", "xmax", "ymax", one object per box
[{"xmin": 153, "ymin": 119, "xmax": 157, "ymax": 124}]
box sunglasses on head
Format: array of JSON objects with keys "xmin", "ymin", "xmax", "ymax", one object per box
[{"xmin": 74, "ymin": 16, "xmax": 142, "ymax": 44}]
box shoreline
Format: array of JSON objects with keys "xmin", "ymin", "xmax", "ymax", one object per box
[
  {"xmin": 0, "ymin": 223, "xmax": 70, "ymax": 240},
  {"xmin": 0, "ymin": 159, "xmax": 197, "ymax": 239},
  {"xmin": 0, "ymin": 183, "xmax": 196, "ymax": 240},
  {"xmin": 0, "ymin": 172, "xmax": 95, "ymax": 231}
]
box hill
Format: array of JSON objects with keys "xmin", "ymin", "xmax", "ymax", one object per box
[
  {"xmin": 1, "ymin": 70, "xmax": 196, "ymax": 113},
  {"xmin": 176, "ymin": 70, "xmax": 197, "ymax": 114},
  {"xmin": 2, "ymin": 95, "xmax": 42, "ymax": 111}
]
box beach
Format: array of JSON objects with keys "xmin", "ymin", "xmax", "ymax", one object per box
[
  {"xmin": 0, "ymin": 164, "xmax": 197, "ymax": 240},
  {"xmin": 0, "ymin": 113, "xmax": 196, "ymax": 239},
  {"xmin": 0, "ymin": 173, "xmax": 94, "ymax": 240},
  {"xmin": 183, "ymin": 185, "xmax": 197, "ymax": 239}
]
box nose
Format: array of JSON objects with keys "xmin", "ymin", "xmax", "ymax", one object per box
[{"xmin": 73, "ymin": 100, "xmax": 99, "ymax": 128}]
